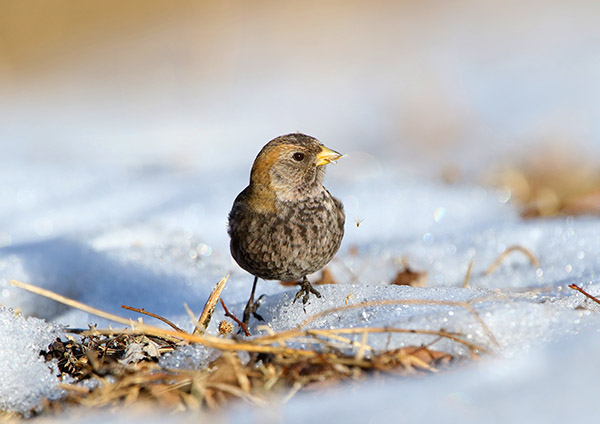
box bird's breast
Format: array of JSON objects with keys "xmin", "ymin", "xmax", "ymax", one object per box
[{"xmin": 229, "ymin": 189, "xmax": 344, "ymax": 281}]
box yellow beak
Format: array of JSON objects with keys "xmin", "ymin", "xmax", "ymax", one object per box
[{"xmin": 316, "ymin": 145, "xmax": 343, "ymax": 166}]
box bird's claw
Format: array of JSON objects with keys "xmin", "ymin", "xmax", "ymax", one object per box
[{"xmin": 293, "ymin": 278, "xmax": 322, "ymax": 306}]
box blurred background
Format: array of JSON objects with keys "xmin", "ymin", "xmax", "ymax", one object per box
[
  {"xmin": 3, "ymin": 2, "xmax": 600, "ymax": 418},
  {"xmin": 2, "ymin": 0, "xmax": 600, "ymax": 210}
]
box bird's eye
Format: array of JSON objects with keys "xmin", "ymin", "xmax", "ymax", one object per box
[{"xmin": 292, "ymin": 152, "xmax": 305, "ymax": 161}]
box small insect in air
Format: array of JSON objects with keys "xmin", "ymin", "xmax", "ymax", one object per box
[{"xmin": 354, "ymin": 218, "xmax": 365, "ymax": 228}]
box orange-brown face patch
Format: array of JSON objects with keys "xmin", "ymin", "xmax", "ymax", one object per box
[
  {"xmin": 250, "ymin": 143, "xmax": 307, "ymax": 186},
  {"xmin": 248, "ymin": 144, "xmax": 301, "ymax": 213}
]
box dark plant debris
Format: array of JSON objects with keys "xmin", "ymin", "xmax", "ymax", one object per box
[
  {"xmin": 390, "ymin": 261, "xmax": 428, "ymax": 287},
  {"xmin": 37, "ymin": 328, "xmax": 458, "ymax": 417}
]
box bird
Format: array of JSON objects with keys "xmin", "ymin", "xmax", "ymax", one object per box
[{"xmin": 228, "ymin": 133, "xmax": 345, "ymax": 327}]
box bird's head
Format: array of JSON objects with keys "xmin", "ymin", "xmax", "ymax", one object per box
[{"xmin": 249, "ymin": 133, "xmax": 342, "ymax": 200}]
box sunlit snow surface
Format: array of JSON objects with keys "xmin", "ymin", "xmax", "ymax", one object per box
[
  {"xmin": 0, "ymin": 308, "xmax": 64, "ymax": 415},
  {"xmin": 2, "ymin": 156, "xmax": 600, "ymax": 419}
]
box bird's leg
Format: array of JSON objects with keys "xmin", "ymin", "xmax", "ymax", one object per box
[
  {"xmin": 294, "ymin": 276, "xmax": 322, "ymax": 305},
  {"xmin": 242, "ymin": 276, "xmax": 265, "ymax": 328}
]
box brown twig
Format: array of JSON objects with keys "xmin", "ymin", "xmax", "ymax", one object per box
[
  {"xmin": 569, "ymin": 284, "xmax": 600, "ymax": 305},
  {"xmin": 484, "ymin": 245, "xmax": 540, "ymax": 275},
  {"xmin": 220, "ymin": 299, "xmax": 250, "ymax": 336},
  {"xmin": 121, "ymin": 305, "xmax": 185, "ymax": 333}
]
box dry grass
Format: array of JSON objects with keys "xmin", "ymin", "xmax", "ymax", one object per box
[
  {"xmin": 5, "ymin": 276, "xmax": 501, "ymax": 419},
  {"xmin": 39, "ymin": 332, "xmax": 457, "ymax": 415}
]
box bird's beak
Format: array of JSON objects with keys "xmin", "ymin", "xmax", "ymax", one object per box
[{"xmin": 316, "ymin": 145, "xmax": 343, "ymax": 166}]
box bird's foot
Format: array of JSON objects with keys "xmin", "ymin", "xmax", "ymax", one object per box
[
  {"xmin": 293, "ymin": 277, "xmax": 322, "ymax": 306},
  {"xmin": 242, "ymin": 294, "xmax": 265, "ymax": 329}
]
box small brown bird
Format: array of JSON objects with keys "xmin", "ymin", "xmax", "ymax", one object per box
[{"xmin": 228, "ymin": 133, "xmax": 345, "ymax": 326}]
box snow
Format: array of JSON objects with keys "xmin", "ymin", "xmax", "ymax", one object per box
[
  {"xmin": 2, "ymin": 0, "xmax": 600, "ymax": 421},
  {"xmin": 0, "ymin": 308, "xmax": 64, "ymax": 415},
  {"xmin": 3, "ymin": 160, "xmax": 600, "ymax": 419}
]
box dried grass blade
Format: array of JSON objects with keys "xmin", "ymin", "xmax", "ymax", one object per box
[
  {"xmin": 462, "ymin": 260, "xmax": 475, "ymax": 288},
  {"xmin": 194, "ymin": 275, "xmax": 229, "ymax": 335},
  {"xmin": 10, "ymin": 280, "xmax": 143, "ymax": 329},
  {"xmin": 484, "ymin": 245, "xmax": 540, "ymax": 275}
]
